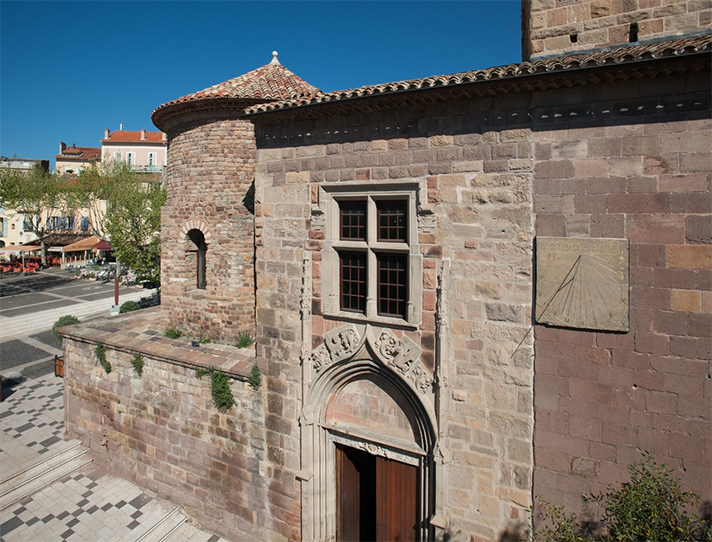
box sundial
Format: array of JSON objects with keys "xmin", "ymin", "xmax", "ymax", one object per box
[{"xmin": 535, "ymin": 237, "xmax": 629, "ymax": 332}]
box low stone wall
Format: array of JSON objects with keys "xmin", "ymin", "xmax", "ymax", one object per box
[{"xmin": 61, "ymin": 311, "xmax": 298, "ymax": 542}]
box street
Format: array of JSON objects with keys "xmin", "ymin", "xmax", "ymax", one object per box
[{"xmin": 0, "ymin": 268, "xmax": 147, "ymax": 380}]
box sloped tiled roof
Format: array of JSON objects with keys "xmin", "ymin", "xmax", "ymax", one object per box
[
  {"xmin": 245, "ymin": 34, "xmax": 711, "ymax": 116},
  {"xmin": 56, "ymin": 146, "xmax": 101, "ymax": 160},
  {"xmin": 102, "ymin": 131, "xmax": 165, "ymax": 143},
  {"xmin": 153, "ymin": 52, "xmax": 322, "ymax": 114}
]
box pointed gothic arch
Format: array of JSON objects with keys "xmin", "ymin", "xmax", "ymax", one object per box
[{"xmin": 300, "ymin": 323, "xmax": 438, "ymax": 541}]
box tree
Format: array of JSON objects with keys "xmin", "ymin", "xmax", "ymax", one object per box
[
  {"xmin": 66, "ymin": 160, "xmax": 112, "ymax": 240},
  {"xmin": 0, "ymin": 164, "xmax": 69, "ymax": 266},
  {"xmin": 70, "ymin": 160, "xmax": 166, "ymax": 283}
]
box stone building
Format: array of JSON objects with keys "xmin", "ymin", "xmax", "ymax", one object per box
[{"xmin": 60, "ymin": 1, "xmax": 711, "ymax": 541}]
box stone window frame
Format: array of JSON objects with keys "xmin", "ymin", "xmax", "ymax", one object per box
[
  {"xmin": 186, "ymin": 229, "xmax": 207, "ymax": 290},
  {"xmin": 320, "ymin": 181, "xmax": 423, "ymax": 329},
  {"xmin": 180, "ymin": 220, "xmax": 212, "ymax": 292}
]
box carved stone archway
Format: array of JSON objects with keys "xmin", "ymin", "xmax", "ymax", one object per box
[{"xmin": 299, "ymin": 323, "xmax": 438, "ymax": 542}]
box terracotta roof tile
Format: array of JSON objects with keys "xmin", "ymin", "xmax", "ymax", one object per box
[
  {"xmin": 102, "ymin": 130, "xmax": 165, "ymax": 143},
  {"xmin": 56, "ymin": 146, "xmax": 101, "ymax": 160},
  {"xmin": 245, "ymin": 34, "xmax": 711, "ymax": 115},
  {"xmin": 153, "ymin": 52, "xmax": 322, "ymax": 114}
]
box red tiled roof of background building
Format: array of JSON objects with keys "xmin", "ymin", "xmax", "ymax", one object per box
[
  {"xmin": 56, "ymin": 146, "xmax": 101, "ymax": 160},
  {"xmin": 102, "ymin": 130, "xmax": 165, "ymax": 143},
  {"xmin": 153, "ymin": 52, "xmax": 322, "ymax": 114}
]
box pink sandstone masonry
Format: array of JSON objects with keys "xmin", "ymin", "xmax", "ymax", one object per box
[
  {"xmin": 531, "ymin": 70, "xmax": 711, "ymax": 513},
  {"xmin": 161, "ymin": 115, "xmax": 256, "ymax": 342},
  {"xmin": 523, "ymin": 0, "xmax": 712, "ymax": 59},
  {"xmin": 253, "ymin": 97, "xmax": 536, "ymax": 540},
  {"xmin": 61, "ymin": 323, "xmax": 300, "ymax": 542}
]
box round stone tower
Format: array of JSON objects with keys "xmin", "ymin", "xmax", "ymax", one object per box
[{"xmin": 152, "ymin": 52, "xmax": 321, "ymax": 341}]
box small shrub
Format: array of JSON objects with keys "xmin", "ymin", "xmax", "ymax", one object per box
[
  {"xmin": 531, "ymin": 501, "xmax": 595, "ymax": 542},
  {"xmin": 198, "ymin": 333, "xmax": 212, "ymax": 344},
  {"xmin": 131, "ymin": 354, "xmax": 144, "ymax": 377},
  {"xmin": 531, "ymin": 453, "xmax": 712, "ymax": 542},
  {"xmin": 53, "ymin": 315, "xmax": 80, "ymax": 340},
  {"xmin": 165, "ymin": 326, "xmax": 182, "ymax": 339},
  {"xmin": 94, "ymin": 343, "xmax": 111, "ymax": 374},
  {"xmin": 249, "ymin": 364, "xmax": 261, "ymax": 391},
  {"xmin": 119, "ymin": 300, "xmax": 141, "ymax": 314},
  {"xmin": 196, "ymin": 367, "xmax": 235, "ymax": 412},
  {"xmin": 587, "ymin": 453, "xmax": 710, "ymax": 542},
  {"xmin": 235, "ymin": 331, "xmax": 253, "ymax": 349}
]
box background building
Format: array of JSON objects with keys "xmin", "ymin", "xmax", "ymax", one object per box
[
  {"xmin": 55, "ymin": 143, "xmax": 101, "ymax": 175},
  {"xmin": 101, "ymin": 127, "xmax": 167, "ymax": 172},
  {"xmin": 0, "ymin": 156, "xmax": 49, "ymax": 248}
]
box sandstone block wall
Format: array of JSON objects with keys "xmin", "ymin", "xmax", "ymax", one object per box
[
  {"xmin": 523, "ymin": 0, "xmax": 712, "ymax": 59},
  {"xmin": 161, "ymin": 116, "xmax": 256, "ymax": 342},
  {"xmin": 62, "ymin": 337, "xmax": 300, "ymax": 542},
  {"xmin": 531, "ymin": 70, "xmax": 711, "ymax": 514},
  {"xmin": 254, "ymin": 96, "xmax": 535, "ymax": 540}
]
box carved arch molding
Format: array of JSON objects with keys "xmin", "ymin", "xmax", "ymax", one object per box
[{"xmin": 300, "ymin": 322, "xmax": 439, "ymax": 542}]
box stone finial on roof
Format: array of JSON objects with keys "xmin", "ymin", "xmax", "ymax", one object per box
[{"xmin": 270, "ymin": 51, "xmax": 280, "ymax": 66}]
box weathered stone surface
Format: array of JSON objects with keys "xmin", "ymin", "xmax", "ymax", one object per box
[{"xmin": 524, "ymin": 0, "xmax": 711, "ymax": 59}]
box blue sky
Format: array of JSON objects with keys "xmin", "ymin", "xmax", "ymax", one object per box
[{"xmin": 1, "ymin": 1, "xmax": 522, "ymax": 169}]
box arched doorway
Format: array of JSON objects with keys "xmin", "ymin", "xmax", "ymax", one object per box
[{"xmin": 300, "ymin": 324, "xmax": 437, "ymax": 542}]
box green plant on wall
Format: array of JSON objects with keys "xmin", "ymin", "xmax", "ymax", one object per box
[
  {"xmin": 165, "ymin": 326, "xmax": 182, "ymax": 339},
  {"xmin": 235, "ymin": 332, "xmax": 253, "ymax": 349},
  {"xmin": 94, "ymin": 343, "xmax": 111, "ymax": 374},
  {"xmin": 248, "ymin": 364, "xmax": 261, "ymax": 391},
  {"xmin": 53, "ymin": 315, "xmax": 80, "ymax": 340},
  {"xmin": 131, "ymin": 354, "xmax": 144, "ymax": 377},
  {"xmin": 196, "ymin": 367, "xmax": 235, "ymax": 412}
]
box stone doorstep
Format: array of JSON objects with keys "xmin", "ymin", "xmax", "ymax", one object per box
[{"xmin": 56, "ymin": 307, "xmax": 261, "ymax": 381}]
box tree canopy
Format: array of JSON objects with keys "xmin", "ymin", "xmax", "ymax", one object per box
[
  {"xmin": 0, "ymin": 164, "xmax": 69, "ymax": 265},
  {"xmin": 70, "ymin": 160, "xmax": 166, "ymax": 282}
]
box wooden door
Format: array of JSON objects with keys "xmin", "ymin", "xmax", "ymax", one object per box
[
  {"xmin": 337, "ymin": 444, "xmax": 419, "ymax": 542},
  {"xmin": 376, "ymin": 454, "xmax": 418, "ymax": 542}
]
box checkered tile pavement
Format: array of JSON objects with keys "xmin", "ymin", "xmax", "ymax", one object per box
[
  {"xmin": 0, "ymin": 373, "xmax": 227, "ymax": 541},
  {"xmin": 0, "ymin": 374, "xmax": 68, "ymax": 479}
]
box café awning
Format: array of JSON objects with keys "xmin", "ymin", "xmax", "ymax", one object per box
[
  {"xmin": 93, "ymin": 240, "xmax": 112, "ymax": 251},
  {"xmin": 62, "ymin": 236, "xmax": 100, "ymax": 253},
  {"xmin": 0, "ymin": 244, "xmax": 40, "ymax": 254}
]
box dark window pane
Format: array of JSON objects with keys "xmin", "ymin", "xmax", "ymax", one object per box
[
  {"xmin": 340, "ymin": 201, "xmax": 367, "ymax": 241},
  {"xmin": 377, "ymin": 253, "xmax": 407, "ymax": 318},
  {"xmin": 340, "ymin": 251, "xmax": 367, "ymax": 313},
  {"xmin": 377, "ymin": 200, "xmax": 407, "ymax": 242}
]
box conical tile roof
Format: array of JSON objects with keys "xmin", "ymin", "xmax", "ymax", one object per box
[{"xmin": 155, "ymin": 52, "xmax": 321, "ymax": 112}]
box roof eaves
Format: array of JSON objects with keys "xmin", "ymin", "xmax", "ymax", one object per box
[{"xmin": 244, "ymin": 34, "xmax": 711, "ymax": 119}]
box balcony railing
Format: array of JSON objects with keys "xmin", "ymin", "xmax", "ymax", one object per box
[{"xmin": 130, "ymin": 165, "xmax": 162, "ymax": 173}]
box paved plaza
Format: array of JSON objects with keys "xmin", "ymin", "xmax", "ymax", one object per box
[{"xmin": 0, "ymin": 270, "xmax": 228, "ymax": 541}]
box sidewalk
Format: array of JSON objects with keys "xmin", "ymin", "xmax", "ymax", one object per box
[
  {"xmin": 0, "ymin": 289, "xmax": 149, "ymax": 341},
  {"xmin": 0, "ymin": 373, "xmax": 228, "ymax": 541}
]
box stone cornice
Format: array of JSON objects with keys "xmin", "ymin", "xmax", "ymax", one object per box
[{"xmin": 152, "ymin": 98, "xmax": 261, "ymax": 133}]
